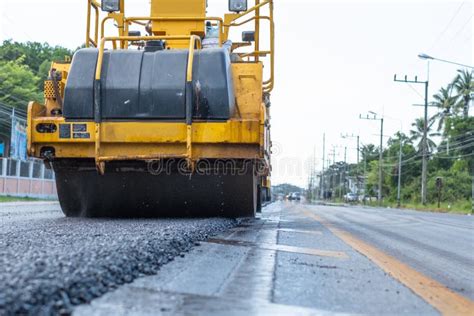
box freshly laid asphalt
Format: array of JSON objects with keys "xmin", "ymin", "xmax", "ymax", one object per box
[{"xmin": 0, "ymin": 202, "xmax": 236, "ymax": 315}]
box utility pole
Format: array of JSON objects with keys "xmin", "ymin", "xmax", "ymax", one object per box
[
  {"xmin": 331, "ymin": 146, "xmax": 336, "ymax": 165},
  {"xmin": 327, "ymin": 159, "xmax": 332, "ymax": 199},
  {"xmin": 10, "ymin": 108, "xmax": 15, "ymax": 158},
  {"xmin": 397, "ymin": 135, "xmax": 403, "ymax": 207},
  {"xmin": 341, "ymin": 133, "xmax": 360, "ymax": 195},
  {"xmin": 360, "ymin": 113, "xmax": 384, "ymax": 206},
  {"xmin": 394, "ymin": 75, "xmax": 429, "ymax": 205},
  {"xmin": 320, "ymin": 134, "xmax": 326, "ymax": 200},
  {"xmin": 363, "ymin": 147, "xmax": 367, "ymax": 201},
  {"xmin": 344, "ymin": 146, "xmax": 347, "ymax": 196},
  {"xmin": 330, "ymin": 147, "xmax": 337, "ymax": 199},
  {"xmin": 338, "ymin": 147, "xmax": 346, "ymax": 200},
  {"xmin": 379, "ymin": 118, "xmax": 384, "ymax": 206},
  {"xmin": 356, "ymin": 135, "xmax": 360, "ymax": 165},
  {"xmin": 310, "ymin": 146, "xmax": 316, "ymax": 201}
]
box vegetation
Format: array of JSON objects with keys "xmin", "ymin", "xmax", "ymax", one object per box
[
  {"xmin": 317, "ymin": 68, "xmax": 473, "ymax": 213},
  {"xmin": 0, "ymin": 196, "xmax": 43, "ymax": 203},
  {"xmin": 0, "ymin": 40, "xmax": 72, "ymax": 90},
  {"xmin": 0, "ymin": 40, "xmax": 73, "ymax": 142}
]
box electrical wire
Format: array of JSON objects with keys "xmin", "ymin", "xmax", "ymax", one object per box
[
  {"xmin": 429, "ymin": 1, "xmax": 467, "ymax": 51},
  {"xmin": 436, "ymin": 151, "xmax": 474, "ymax": 159},
  {"xmin": 406, "ymin": 83, "xmax": 425, "ymax": 100},
  {"xmin": 450, "ymin": 14, "xmax": 473, "ymax": 43}
]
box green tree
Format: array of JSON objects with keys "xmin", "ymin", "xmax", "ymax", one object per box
[
  {"xmin": 452, "ymin": 69, "xmax": 473, "ymax": 118},
  {"xmin": 427, "ymin": 166, "xmax": 471, "ymax": 204},
  {"xmin": 385, "ymin": 132, "xmax": 420, "ymax": 194},
  {"xmin": 0, "ymin": 57, "xmax": 43, "ymax": 109},
  {"xmin": 443, "ymin": 116, "xmax": 474, "ymax": 156},
  {"xmin": 360, "ymin": 144, "xmax": 379, "ymax": 164},
  {"xmin": 431, "ymin": 85, "xmax": 457, "ymax": 131},
  {"xmin": 409, "ymin": 118, "xmax": 439, "ymax": 155},
  {"xmin": 0, "ymin": 40, "xmax": 72, "ymax": 89}
]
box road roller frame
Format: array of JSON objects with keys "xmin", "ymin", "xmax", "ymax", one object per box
[{"xmin": 27, "ymin": 0, "xmax": 274, "ymax": 216}]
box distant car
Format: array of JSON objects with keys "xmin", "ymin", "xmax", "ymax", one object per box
[
  {"xmin": 288, "ymin": 192, "xmax": 301, "ymax": 201},
  {"xmin": 344, "ymin": 193, "xmax": 358, "ymax": 203}
]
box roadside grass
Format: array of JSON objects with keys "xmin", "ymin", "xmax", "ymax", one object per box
[
  {"xmin": 318, "ymin": 198, "xmax": 472, "ymax": 215},
  {"xmin": 398, "ymin": 201, "xmax": 472, "ymax": 215},
  {"xmin": 0, "ymin": 196, "xmax": 45, "ymax": 203},
  {"xmin": 365, "ymin": 200, "xmax": 472, "ymax": 215}
]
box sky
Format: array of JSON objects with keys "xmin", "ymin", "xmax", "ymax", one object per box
[{"xmin": 0, "ymin": 0, "xmax": 473, "ymax": 187}]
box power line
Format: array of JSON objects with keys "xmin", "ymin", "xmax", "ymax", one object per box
[
  {"xmin": 429, "ymin": 1, "xmax": 467, "ymax": 51},
  {"xmin": 407, "ymin": 83, "xmax": 425, "ymax": 100},
  {"xmin": 441, "ymin": 141, "xmax": 474, "ymax": 152},
  {"xmin": 436, "ymin": 152, "xmax": 474, "ymax": 159},
  {"xmin": 450, "ymin": 14, "xmax": 474, "ymax": 43}
]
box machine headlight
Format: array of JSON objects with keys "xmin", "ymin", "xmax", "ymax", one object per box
[
  {"xmin": 229, "ymin": 0, "xmax": 247, "ymax": 13},
  {"xmin": 101, "ymin": 0, "xmax": 120, "ymax": 12}
]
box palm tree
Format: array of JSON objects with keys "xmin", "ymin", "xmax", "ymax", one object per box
[
  {"xmin": 409, "ymin": 118, "xmax": 440, "ymax": 155},
  {"xmin": 452, "ymin": 69, "xmax": 473, "ymax": 118},
  {"xmin": 360, "ymin": 144, "xmax": 378, "ymax": 163},
  {"xmin": 431, "ymin": 85, "xmax": 457, "ymax": 131}
]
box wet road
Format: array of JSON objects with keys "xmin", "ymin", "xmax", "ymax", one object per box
[
  {"xmin": 75, "ymin": 202, "xmax": 474, "ymax": 315},
  {"xmin": 310, "ymin": 204, "xmax": 474, "ymax": 302},
  {"xmin": 2, "ymin": 201, "xmax": 473, "ymax": 315}
]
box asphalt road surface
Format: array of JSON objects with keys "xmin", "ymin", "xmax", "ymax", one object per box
[
  {"xmin": 0, "ymin": 202, "xmax": 236, "ymax": 315},
  {"xmin": 1, "ymin": 201, "xmax": 473, "ymax": 315}
]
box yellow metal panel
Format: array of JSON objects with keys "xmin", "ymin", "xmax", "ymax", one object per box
[
  {"xmin": 232, "ymin": 63, "xmax": 263, "ymax": 120},
  {"xmin": 31, "ymin": 143, "xmax": 260, "ymax": 160},
  {"xmin": 30, "ymin": 120, "xmax": 260, "ymax": 144},
  {"xmin": 151, "ymin": 0, "xmax": 206, "ymax": 18},
  {"xmin": 151, "ymin": 0, "xmax": 206, "ymax": 47}
]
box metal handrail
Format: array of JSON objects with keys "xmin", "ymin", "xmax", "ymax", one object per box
[
  {"xmin": 94, "ymin": 35, "xmax": 201, "ymax": 80},
  {"xmin": 86, "ymin": 0, "xmax": 100, "ymax": 47},
  {"xmin": 225, "ymin": 0, "xmax": 274, "ymax": 92},
  {"xmin": 124, "ymin": 16, "xmax": 224, "ymax": 47},
  {"xmin": 86, "ymin": 0, "xmax": 274, "ymax": 91}
]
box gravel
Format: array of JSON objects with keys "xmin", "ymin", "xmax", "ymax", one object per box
[{"xmin": 0, "ymin": 208, "xmax": 237, "ymax": 315}]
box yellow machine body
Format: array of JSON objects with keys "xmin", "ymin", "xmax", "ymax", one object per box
[{"xmin": 27, "ymin": 0, "xmax": 275, "ymax": 217}]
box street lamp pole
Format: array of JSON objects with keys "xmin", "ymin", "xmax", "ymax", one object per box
[
  {"xmin": 397, "ymin": 136, "xmax": 403, "ymax": 208},
  {"xmin": 320, "ymin": 133, "xmax": 326, "ymax": 200},
  {"xmin": 379, "ymin": 117, "xmax": 384, "ymax": 206}
]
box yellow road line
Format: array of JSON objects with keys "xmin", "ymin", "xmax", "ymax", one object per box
[{"xmin": 301, "ymin": 208, "xmax": 474, "ymax": 316}]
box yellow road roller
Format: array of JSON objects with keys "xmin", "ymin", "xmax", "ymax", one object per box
[{"xmin": 27, "ymin": 0, "xmax": 274, "ymax": 217}]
